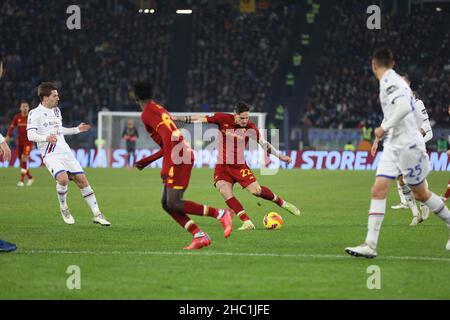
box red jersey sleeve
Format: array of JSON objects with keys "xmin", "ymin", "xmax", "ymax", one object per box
[
  {"xmin": 6, "ymin": 114, "xmax": 18, "ymax": 137},
  {"xmin": 206, "ymin": 112, "xmax": 228, "ymax": 124}
]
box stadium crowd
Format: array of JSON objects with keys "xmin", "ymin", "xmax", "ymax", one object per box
[
  {"xmin": 0, "ymin": 0, "xmax": 448, "ymax": 141},
  {"xmin": 185, "ymin": 0, "xmax": 299, "ymax": 113},
  {"xmin": 303, "ymin": 0, "xmax": 450, "ymax": 130},
  {"xmin": 0, "ymin": 0, "xmax": 173, "ymax": 129}
]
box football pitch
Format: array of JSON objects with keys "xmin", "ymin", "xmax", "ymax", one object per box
[{"xmin": 0, "ymin": 167, "xmax": 449, "ymax": 299}]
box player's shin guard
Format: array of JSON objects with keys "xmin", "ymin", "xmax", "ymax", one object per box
[
  {"xmin": 259, "ymin": 186, "xmax": 284, "ymax": 206},
  {"xmin": 365, "ymin": 199, "xmax": 386, "ymax": 248},
  {"xmin": 401, "ymin": 184, "xmax": 420, "ymax": 217},
  {"xmin": 226, "ymin": 197, "xmax": 249, "ymax": 221},
  {"xmin": 56, "ymin": 183, "xmax": 68, "ymax": 209},
  {"xmin": 424, "ymin": 193, "xmax": 450, "ymax": 225},
  {"xmin": 81, "ymin": 186, "xmax": 100, "ymax": 215}
]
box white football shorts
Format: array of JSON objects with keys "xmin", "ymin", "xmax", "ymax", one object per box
[{"xmin": 43, "ymin": 152, "xmax": 84, "ymax": 179}]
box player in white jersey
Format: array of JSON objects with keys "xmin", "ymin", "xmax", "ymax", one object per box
[
  {"xmin": 346, "ymin": 48, "xmax": 450, "ymax": 258},
  {"xmin": 380, "ymin": 74, "xmax": 433, "ymax": 225},
  {"xmin": 27, "ymin": 82, "xmax": 110, "ymax": 226}
]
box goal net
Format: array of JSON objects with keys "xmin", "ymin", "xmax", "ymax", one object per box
[{"xmin": 97, "ymin": 111, "xmax": 267, "ymax": 167}]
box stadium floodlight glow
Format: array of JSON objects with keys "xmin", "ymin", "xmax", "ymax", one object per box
[
  {"xmin": 176, "ymin": 9, "xmax": 192, "ymax": 14},
  {"xmin": 144, "ymin": 9, "xmax": 150, "ymax": 14},
  {"xmin": 150, "ymin": 9, "xmax": 155, "ymax": 14},
  {"xmin": 436, "ymin": 7, "xmax": 442, "ymax": 12},
  {"xmin": 138, "ymin": 9, "xmax": 143, "ymax": 13}
]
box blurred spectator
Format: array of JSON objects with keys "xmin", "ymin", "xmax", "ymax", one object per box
[
  {"xmin": 304, "ymin": 0, "xmax": 450, "ymax": 130},
  {"xmin": 0, "ymin": 0, "xmax": 173, "ymax": 133},
  {"xmin": 185, "ymin": 1, "xmax": 299, "ymax": 112}
]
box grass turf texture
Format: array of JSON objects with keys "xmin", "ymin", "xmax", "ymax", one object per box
[{"xmin": 0, "ymin": 167, "xmax": 449, "ymax": 299}]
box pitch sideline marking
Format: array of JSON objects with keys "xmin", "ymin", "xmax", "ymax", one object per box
[{"xmin": 18, "ymin": 249, "xmax": 450, "ymax": 262}]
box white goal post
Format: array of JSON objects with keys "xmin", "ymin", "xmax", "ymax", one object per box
[{"xmin": 97, "ymin": 111, "xmax": 267, "ymax": 166}]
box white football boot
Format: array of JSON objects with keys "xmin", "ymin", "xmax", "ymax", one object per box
[
  {"xmin": 26, "ymin": 178, "xmax": 34, "ymax": 186},
  {"xmin": 93, "ymin": 212, "xmax": 111, "ymax": 226},
  {"xmin": 409, "ymin": 216, "xmax": 423, "ymax": 226},
  {"xmin": 345, "ymin": 243, "xmax": 377, "ymax": 259},
  {"xmin": 282, "ymin": 201, "xmax": 301, "ymax": 216},
  {"xmin": 17, "ymin": 181, "xmax": 24, "ymax": 187},
  {"xmin": 238, "ymin": 220, "xmax": 256, "ymax": 231},
  {"xmin": 60, "ymin": 207, "xmax": 75, "ymax": 225},
  {"xmin": 391, "ymin": 202, "xmax": 408, "ymax": 210}
]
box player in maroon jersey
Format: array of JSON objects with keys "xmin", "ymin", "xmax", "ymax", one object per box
[
  {"xmin": 132, "ymin": 81, "xmax": 233, "ymax": 250},
  {"xmin": 174, "ymin": 101, "xmax": 300, "ymax": 231},
  {"xmin": 6, "ymin": 101, "xmax": 34, "ymax": 187}
]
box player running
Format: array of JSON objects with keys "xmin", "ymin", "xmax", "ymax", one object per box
[
  {"xmin": 373, "ymin": 74, "xmax": 433, "ymax": 226},
  {"xmin": 5, "ymin": 101, "xmax": 34, "ymax": 187},
  {"xmin": 27, "ymin": 82, "xmax": 110, "ymax": 226},
  {"xmin": 346, "ymin": 48, "xmax": 450, "ymax": 258},
  {"xmin": 133, "ymin": 81, "xmax": 233, "ymax": 250},
  {"xmin": 122, "ymin": 119, "xmax": 139, "ymax": 168},
  {"xmin": 173, "ymin": 101, "xmax": 300, "ymax": 231}
]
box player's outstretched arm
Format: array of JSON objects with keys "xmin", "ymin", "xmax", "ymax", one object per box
[
  {"xmin": 173, "ymin": 115, "xmax": 207, "ymax": 123},
  {"xmin": 258, "ymin": 137, "xmax": 291, "ymax": 164},
  {"xmin": 61, "ymin": 123, "xmax": 90, "ymax": 135},
  {"xmin": 135, "ymin": 149, "xmax": 164, "ymax": 170}
]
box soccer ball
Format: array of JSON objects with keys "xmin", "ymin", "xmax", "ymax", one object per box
[{"xmin": 263, "ymin": 212, "xmax": 283, "ymax": 230}]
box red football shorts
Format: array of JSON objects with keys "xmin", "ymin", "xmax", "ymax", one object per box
[
  {"xmin": 163, "ymin": 163, "xmax": 193, "ymax": 190},
  {"xmin": 18, "ymin": 142, "xmax": 33, "ymax": 157},
  {"xmin": 213, "ymin": 164, "xmax": 256, "ymax": 188}
]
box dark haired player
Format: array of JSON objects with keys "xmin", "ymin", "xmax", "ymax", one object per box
[
  {"xmin": 133, "ymin": 81, "xmax": 233, "ymax": 250},
  {"xmin": 174, "ymin": 101, "xmax": 300, "ymax": 231},
  {"xmin": 346, "ymin": 48, "xmax": 450, "ymax": 258}
]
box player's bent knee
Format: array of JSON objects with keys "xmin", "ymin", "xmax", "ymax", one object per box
[
  {"xmin": 166, "ymin": 201, "xmax": 183, "ymax": 213},
  {"xmin": 56, "ymin": 172, "xmax": 69, "ymax": 186},
  {"xmin": 161, "ymin": 201, "xmax": 171, "ymax": 213},
  {"xmin": 371, "ymin": 186, "xmax": 387, "ymax": 199},
  {"xmin": 247, "ymin": 184, "xmax": 261, "ymax": 196}
]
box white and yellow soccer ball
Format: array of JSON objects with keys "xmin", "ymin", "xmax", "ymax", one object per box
[{"xmin": 263, "ymin": 212, "xmax": 283, "ymax": 230}]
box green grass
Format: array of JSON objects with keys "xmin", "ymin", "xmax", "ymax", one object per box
[{"xmin": 0, "ymin": 167, "xmax": 449, "ymax": 299}]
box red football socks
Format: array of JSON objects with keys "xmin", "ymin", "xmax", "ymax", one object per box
[
  {"xmin": 226, "ymin": 197, "xmax": 249, "ymax": 221},
  {"xmin": 444, "ymin": 180, "xmax": 450, "ymax": 199},
  {"xmin": 169, "ymin": 210, "xmax": 201, "ymax": 236},
  {"xmin": 183, "ymin": 201, "xmax": 219, "ymax": 218},
  {"xmin": 260, "ymin": 186, "xmax": 284, "ymax": 206}
]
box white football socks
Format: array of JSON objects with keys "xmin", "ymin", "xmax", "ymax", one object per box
[
  {"xmin": 424, "ymin": 193, "xmax": 450, "ymax": 225},
  {"xmin": 401, "ymin": 184, "xmax": 420, "ymax": 218},
  {"xmin": 56, "ymin": 183, "xmax": 68, "ymax": 209},
  {"xmin": 365, "ymin": 199, "xmax": 386, "ymax": 248},
  {"xmin": 81, "ymin": 186, "xmax": 100, "ymax": 215},
  {"xmin": 397, "ymin": 181, "xmax": 407, "ymax": 204}
]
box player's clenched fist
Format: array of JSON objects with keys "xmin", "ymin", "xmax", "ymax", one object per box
[{"xmin": 78, "ymin": 123, "xmax": 91, "ymax": 132}]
